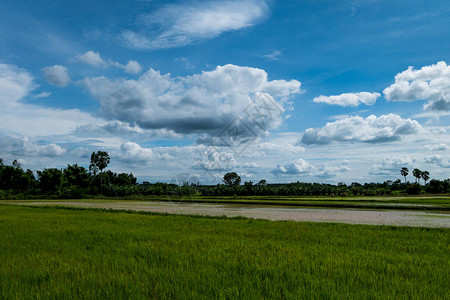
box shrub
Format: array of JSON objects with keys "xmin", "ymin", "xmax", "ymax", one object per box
[{"xmin": 406, "ymin": 183, "xmax": 422, "ymax": 195}]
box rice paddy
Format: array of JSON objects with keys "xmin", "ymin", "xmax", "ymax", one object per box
[{"xmin": 0, "ymin": 205, "xmax": 448, "ymax": 299}]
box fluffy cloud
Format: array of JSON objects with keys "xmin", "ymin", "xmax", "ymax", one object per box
[
  {"xmin": 83, "ymin": 64, "xmax": 301, "ymax": 138},
  {"xmin": 42, "ymin": 65, "xmax": 70, "ymax": 87},
  {"xmin": 313, "ymin": 92, "xmax": 380, "ymax": 107},
  {"xmin": 122, "ymin": 60, "xmax": 142, "ymax": 74},
  {"xmin": 272, "ymin": 158, "xmax": 313, "ymax": 175},
  {"xmin": 257, "ymin": 142, "xmax": 305, "ymax": 155},
  {"xmin": 75, "ymin": 120, "xmax": 182, "ymax": 139},
  {"xmin": 315, "ymin": 165, "xmax": 350, "ymax": 179},
  {"xmin": 370, "ymin": 156, "xmax": 416, "ymax": 175},
  {"xmin": 75, "ymin": 121, "xmax": 144, "ymax": 136},
  {"xmin": 78, "ymin": 50, "xmax": 106, "ymax": 66},
  {"xmin": 383, "ymin": 61, "xmax": 450, "ymax": 111},
  {"xmin": 70, "ymin": 147, "xmax": 91, "ymax": 159},
  {"xmin": 119, "ymin": 142, "xmax": 214, "ymax": 166},
  {"xmin": 262, "ymin": 79, "xmax": 302, "ymax": 101},
  {"xmin": 120, "ymin": 142, "xmax": 154, "ymax": 164},
  {"xmin": 194, "ymin": 147, "xmax": 237, "ymax": 171},
  {"xmin": 272, "ymin": 158, "xmax": 350, "ymax": 178},
  {"xmin": 7, "ymin": 136, "xmax": 66, "ymax": 157},
  {"xmin": 427, "ymin": 143, "xmax": 449, "ymax": 151},
  {"xmin": 424, "ymin": 154, "xmax": 443, "ymax": 164},
  {"xmin": 424, "ymin": 155, "xmax": 450, "ymax": 168},
  {"xmin": 0, "ymin": 64, "xmax": 34, "ymax": 103},
  {"xmin": 77, "ymin": 51, "xmax": 142, "ymax": 74},
  {"xmin": 0, "ymin": 63, "xmax": 96, "ymax": 137},
  {"xmin": 301, "ymin": 114, "xmax": 423, "ymax": 145},
  {"xmin": 121, "ymin": 0, "xmax": 269, "ymax": 49},
  {"xmin": 425, "ymin": 98, "xmax": 450, "ymax": 111}
]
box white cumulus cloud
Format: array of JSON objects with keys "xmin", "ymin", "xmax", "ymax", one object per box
[
  {"xmin": 313, "ymin": 92, "xmax": 380, "ymax": 107},
  {"xmin": 122, "ymin": 60, "xmax": 142, "ymax": 74},
  {"xmin": 120, "ymin": 142, "xmax": 154, "ymax": 164},
  {"xmin": 9, "ymin": 137, "xmax": 66, "ymax": 157},
  {"xmin": 78, "ymin": 50, "xmax": 106, "ymax": 66},
  {"xmin": 272, "ymin": 158, "xmax": 313, "ymax": 175},
  {"xmin": 272, "ymin": 158, "xmax": 350, "ymax": 178},
  {"xmin": 301, "ymin": 114, "xmax": 423, "ymax": 145},
  {"xmin": 383, "ymin": 61, "xmax": 450, "ymax": 111},
  {"xmin": 314, "ymin": 165, "xmax": 350, "ymax": 179},
  {"xmin": 83, "ymin": 64, "xmax": 301, "ymax": 138},
  {"xmin": 370, "ymin": 156, "xmax": 417, "ymax": 175},
  {"xmin": 194, "ymin": 147, "xmax": 237, "ymax": 171},
  {"xmin": 42, "ymin": 65, "xmax": 71, "ymax": 87},
  {"xmin": 424, "ymin": 154, "xmax": 450, "ymax": 168}
]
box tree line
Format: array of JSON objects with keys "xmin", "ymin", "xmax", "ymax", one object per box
[
  {"xmin": 204, "ymin": 170, "xmax": 449, "ymax": 196},
  {"xmin": 1, "ymin": 154, "xmax": 449, "ymax": 199},
  {"xmin": 0, "ymin": 152, "xmax": 136, "ymax": 199}
]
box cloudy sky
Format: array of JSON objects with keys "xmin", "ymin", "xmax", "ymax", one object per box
[{"xmin": 1, "ymin": 0, "xmax": 450, "ymax": 184}]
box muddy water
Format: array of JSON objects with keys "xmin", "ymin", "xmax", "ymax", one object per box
[{"xmin": 6, "ymin": 200, "xmax": 450, "ymax": 228}]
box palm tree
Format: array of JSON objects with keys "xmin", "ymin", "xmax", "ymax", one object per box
[
  {"xmin": 412, "ymin": 168, "xmax": 422, "ymax": 184},
  {"xmin": 89, "ymin": 151, "xmax": 110, "ymax": 194},
  {"xmin": 421, "ymin": 171, "xmax": 430, "ymax": 185},
  {"xmin": 89, "ymin": 151, "xmax": 110, "ymax": 176},
  {"xmin": 400, "ymin": 167, "xmax": 409, "ymax": 183}
]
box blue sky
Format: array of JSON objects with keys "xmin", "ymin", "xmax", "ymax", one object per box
[{"xmin": 1, "ymin": 0, "xmax": 450, "ymax": 184}]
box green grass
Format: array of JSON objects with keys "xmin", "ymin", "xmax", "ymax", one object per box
[{"xmin": 0, "ymin": 205, "xmax": 449, "ymax": 299}]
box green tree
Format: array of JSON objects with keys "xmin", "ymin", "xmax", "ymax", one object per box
[
  {"xmin": 412, "ymin": 168, "xmax": 422, "ymax": 184},
  {"xmin": 64, "ymin": 164, "xmax": 90, "ymax": 188},
  {"xmin": 421, "ymin": 171, "xmax": 430, "ymax": 185},
  {"xmin": 116, "ymin": 173, "xmax": 137, "ymax": 186},
  {"xmin": 406, "ymin": 183, "xmax": 422, "ymax": 195},
  {"xmin": 89, "ymin": 151, "xmax": 110, "ymax": 176},
  {"xmin": 244, "ymin": 181, "xmax": 253, "ymax": 194},
  {"xmin": 37, "ymin": 168, "xmax": 63, "ymax": 194},
  {"xmin": 12, "ymin": 159, "xmax": 21, "ymax": 169},
  {"xmin": 400, "ymin": 167, "xmax": 409, "ymax": 183},
  {"xmin": 257, "ymin": 179, "xmax": 267, "ymax": 186},
  {"xmin": 89, "ymin": 151, "xmax": 110, "ymax": 194},
  {"xmin": 17, "ymin": 169, "xmax": 36, "ymax": 192},
  {"xmin": 223, "ymin": 172, "xmax": 241, "ymax": 186},
  {"xmin": 0, "ymin": 159, "xmax": 36, "ymax": 192}
]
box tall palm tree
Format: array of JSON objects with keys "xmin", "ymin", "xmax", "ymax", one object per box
[
  {"xmin": 89, "ymin": 151, "xmax": 110, "ymax": 194},
  {"xmin": 400, "ymin": 167, "xmax": 409, "ymax": 183},
  {"xmin": 413, "ymin": 168, "xmax": 422, "ymax": 184},
  {"xmin": 421, "ymin": 171, "xmax": 430, "ymax": 185}
]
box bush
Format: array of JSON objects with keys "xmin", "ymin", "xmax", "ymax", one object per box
[
  {"xmin": 60, "ymin": 186, "xmax": 86, "ymax": 199},
  {"xmin": 406, "ymin": 183, "xmax": 422, "ymax": 195}
]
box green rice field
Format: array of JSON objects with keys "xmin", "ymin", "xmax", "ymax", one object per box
[{"xmin": 0, "ymin": 205, "xmax": 449, "ymax": 299}]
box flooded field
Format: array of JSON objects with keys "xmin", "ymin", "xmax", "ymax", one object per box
[{"xmin": 5, "ymin": 200, "xmax": 450, "ymax": 228}]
